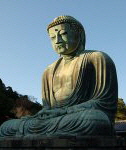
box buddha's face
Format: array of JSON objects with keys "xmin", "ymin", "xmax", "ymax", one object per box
[{"xmin": 48, "ymin": 23, "xmax": 80, "ymax": 55}]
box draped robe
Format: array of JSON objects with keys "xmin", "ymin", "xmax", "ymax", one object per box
[{"xmin": 0, "ymin": 50, "xmax": 118, "ymax": 137}]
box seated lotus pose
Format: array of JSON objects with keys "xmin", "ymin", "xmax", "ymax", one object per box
[{"xmin": 0, "ymin": 16, "xmax": 118, "ymax": 137}]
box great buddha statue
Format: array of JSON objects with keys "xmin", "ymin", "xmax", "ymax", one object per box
[{"xmin": 0, "ymin": 16, "xmax": 118, "ymax": 137}]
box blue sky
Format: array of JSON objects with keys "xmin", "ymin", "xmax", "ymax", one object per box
[{"xmin": 0, "ymin": 0, "xmax": 125, "ymax": 104}]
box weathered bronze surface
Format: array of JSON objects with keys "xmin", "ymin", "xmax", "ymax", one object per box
[{"xmin": 0, "ymin": 16, "xmax": 118, "ymax": 137}]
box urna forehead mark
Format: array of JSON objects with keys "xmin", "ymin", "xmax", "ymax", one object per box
[{"xmin": 49, "ymin": 24, "xmax": 68, "ymax": 34}]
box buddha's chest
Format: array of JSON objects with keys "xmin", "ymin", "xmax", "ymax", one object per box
[{"xmin": 52, "ymin": 58, "xmax": 80, "ymax": 100}]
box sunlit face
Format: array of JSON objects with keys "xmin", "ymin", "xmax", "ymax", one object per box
[{"xmin": 48, "ymin": 23, "xmax": 80, "ymax": 55}]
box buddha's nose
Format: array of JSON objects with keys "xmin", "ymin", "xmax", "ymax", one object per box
[{"xmin": 55, "ymin": 35, "xmax": 62, "ymax": 44}]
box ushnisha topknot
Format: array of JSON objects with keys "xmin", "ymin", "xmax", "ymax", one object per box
[{"xmin": 47, "ymin": 15, "xmax": 84, "ymax": 33}]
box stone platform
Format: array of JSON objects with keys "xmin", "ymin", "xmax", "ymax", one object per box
[{"xmin": 0, "ymin": 136, "xmax": 126, "ymax": 150}]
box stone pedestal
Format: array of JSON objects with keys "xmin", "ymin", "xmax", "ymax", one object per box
[{"xmin": 0, "ymin": 136, "xmax": 125, "ymax": 150}]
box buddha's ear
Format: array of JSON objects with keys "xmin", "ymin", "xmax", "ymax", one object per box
[
  {"xmin": 79, "ymin": 31, "xmax": 86, "ymax": 49},
  {"xmin": 80, "ymin": 31, "xmax": 84, "ymax": 42}
]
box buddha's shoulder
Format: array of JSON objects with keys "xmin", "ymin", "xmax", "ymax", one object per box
[
  {"xmin": 82, "ymin": 50, "xmax": 107, "ymax": 56},
  {"xmin": 81, "ymin": 50, "xmax": 112, "ymax": 61},
  {"xmin": 43, "ymin": 58, "xmax": 62, "ymax": 73}
]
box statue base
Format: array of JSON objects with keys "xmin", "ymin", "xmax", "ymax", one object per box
[{"xmin": 0, "ymin": 136, "xmax": 125, "ymax": 150}]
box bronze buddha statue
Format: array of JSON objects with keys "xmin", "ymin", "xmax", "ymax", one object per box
[{"xmin": 0, "ymin": 16, "xmax": 118, "ymax": 137}]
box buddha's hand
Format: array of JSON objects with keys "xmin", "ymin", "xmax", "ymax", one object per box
[{"xmin": 38, "ymin": 108, "xmax": 67, "ymax": 119}]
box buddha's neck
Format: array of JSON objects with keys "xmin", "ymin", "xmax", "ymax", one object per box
[
  {"xmin": 62, "ymin": 55, "xmax": 75, "ymax": 61},
  {"xmin": 61, "ymin": 49, "xmax": 83, "ymax": 63},
  {"xmin": 61, "ymin": 53, "xmax": 76, "ymax": 64}
]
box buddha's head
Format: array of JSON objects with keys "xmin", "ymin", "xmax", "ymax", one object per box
[{"xmin": 47, "ymin": 15, "xmax": 86, "ymax": 56}]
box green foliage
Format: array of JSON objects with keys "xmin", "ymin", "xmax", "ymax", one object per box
[
  {"xmin": 0, "ymin": 79, "xmax": 42, "ymax": 125},
  {"xmin": 116, "ymin": 98, "xmax": 126, "ymax": 121},
  {"xmin": 0, "ymin": 79, "xmax": 21, "ymax": 124}
]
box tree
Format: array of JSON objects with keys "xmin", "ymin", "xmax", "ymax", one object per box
[
  {"xmin": 0, "ymin": 79, "xmax": 42, "ymax": 125},
  {"xmin": 115, "ymin": 98, "xmax": 126, "ymax": 121},
  {"xmin": 0, "ymin": 80, "xmax": 19, "ymax": 124},
  {"xmin": 11, "ymin": 95, "xmax": 42, "ymax": 118}
]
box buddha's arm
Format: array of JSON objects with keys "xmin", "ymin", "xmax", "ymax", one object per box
[{"xmin": 67, "ymin": 52, "xmax": 118, "ymax": 119}]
